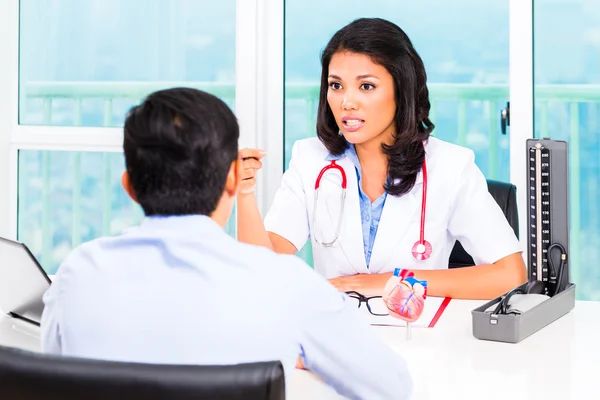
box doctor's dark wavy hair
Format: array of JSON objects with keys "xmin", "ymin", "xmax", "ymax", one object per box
[
  {"xmin": 123, "ymin": 87, "xmax": 239, "ymax": 216},
  {"xmin": 316, "ymin": 18, "xmax": 435, "ymax": 196}
]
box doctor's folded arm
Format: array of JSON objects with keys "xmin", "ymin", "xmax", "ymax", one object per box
[{"xmin": 237, "ymin": 18, "xmax": 527, "ymax": 301}]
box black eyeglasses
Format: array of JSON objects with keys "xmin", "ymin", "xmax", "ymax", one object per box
[{"xmin": 345, "ymin": 291, "xmax": 389, "ymax": 316}]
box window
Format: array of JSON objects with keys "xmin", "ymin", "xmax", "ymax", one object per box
[
  {"xmin": 534, "ymin": 0, "xmax": 600, "ymax": 300},
  {"xmin": 19, "ymin": 0, "xmax": 236, "ymax": 127},
  {"xmin": 17, "ymin": 150, "xmax": 141, "ymax": 274}
]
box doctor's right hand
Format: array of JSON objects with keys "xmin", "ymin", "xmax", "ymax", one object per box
[{"xmin": 238, "ymin": 148, "xmax": 266, "ymax": 195}]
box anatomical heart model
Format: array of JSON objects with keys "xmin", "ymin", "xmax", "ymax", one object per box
[{"xmin": 383, "ymin": 268, "xmax": 428, "ymax": 328}]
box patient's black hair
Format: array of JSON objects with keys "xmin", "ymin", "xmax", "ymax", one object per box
[{"xmin": 123, "ymin": 87, "xmax": 239, "ymax": 216}]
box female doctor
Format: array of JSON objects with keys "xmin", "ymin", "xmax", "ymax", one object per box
[{"xmin": 237, "ymin": 17, "xmax": 527, "ymax": 300}]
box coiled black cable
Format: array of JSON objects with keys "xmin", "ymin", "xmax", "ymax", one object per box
[{"xmin": 547, "ymin": 243, "xmax": 568, "ymax": 296}]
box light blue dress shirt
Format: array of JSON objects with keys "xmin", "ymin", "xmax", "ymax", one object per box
[
  {"xmin": 41, "ymin": 215, "xmax": 411, "ymax": 400},
  {"xmin": 326, "ymin": 145, "xmax": 387, "ymax": 267}
]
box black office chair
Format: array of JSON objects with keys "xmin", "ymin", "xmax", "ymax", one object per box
[
  {"xmin": 449, "ymin": 179, "xmax": 519, "ymax": 268},
  {"xmin": 0, "ymin": 345, "xmax": 285, "ymax": 400}
]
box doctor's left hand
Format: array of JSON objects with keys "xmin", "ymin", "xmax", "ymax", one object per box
[{"xmin": 328, "ymin": 274, "xmax": 390, "ymax": 297}]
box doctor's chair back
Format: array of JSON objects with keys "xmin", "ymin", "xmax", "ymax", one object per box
[
  {"xmin": 0, "ymin": 345, "xmax": 286, "ymax": 400},
  {"xmin": 449, "ymin": 179, "xmax": 519, "ymax": 268}
]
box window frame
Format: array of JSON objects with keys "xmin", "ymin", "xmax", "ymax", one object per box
[
  {"xmin": 255, "ymin": 0, "xmax": 284, "ymax": 214},
  {"xmin": 509, "ymin": 0, "xmax": 535, "ymax": 250},
  {"xmin": 0, "ymin": 0, "xmax": 20, "ymax": 240}
]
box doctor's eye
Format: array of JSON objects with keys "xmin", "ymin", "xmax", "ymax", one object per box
[
  {"xmin": 328, "ymin": 82, "xmax": 342, "ymax": 90},
  {"xmin": 360, "ymin": 83, "xmax": 376, "ymax": 91}
]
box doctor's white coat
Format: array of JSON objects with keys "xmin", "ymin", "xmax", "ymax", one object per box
[{"xmin": 264, "ymin": 137, "xmax": 522, "ymax": 279}]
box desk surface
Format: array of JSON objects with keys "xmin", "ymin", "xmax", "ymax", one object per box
[{"xmin": 2, "ymin": 299, "xmax": 599, "ymax": 400}]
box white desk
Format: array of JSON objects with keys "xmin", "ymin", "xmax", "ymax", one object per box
[{"xmin": 2, "ymin": 299, "xmax": 599, "ymax": 400}]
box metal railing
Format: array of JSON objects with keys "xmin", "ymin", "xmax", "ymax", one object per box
[{"xmin": 17, "ymin": 81, "xmax": 600, "ymax": 298}]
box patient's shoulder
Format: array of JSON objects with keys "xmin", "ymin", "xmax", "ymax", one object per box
[{"xmin": 52, "ymin": 235, "xmax": 117, "ymax": 279}]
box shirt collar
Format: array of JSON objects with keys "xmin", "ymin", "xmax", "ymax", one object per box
[
  {"xmin": 325, "ymin": 143, "xmax": 361, "ymax": 172},
  {"xmin": 135, "ymin": 214, "xmax": 227, "ymax": 237}
]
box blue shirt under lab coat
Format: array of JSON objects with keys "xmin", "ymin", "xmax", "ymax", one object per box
[{"xmin": 40, "ymin": 214, "xmax": 412, "ymax": 400}]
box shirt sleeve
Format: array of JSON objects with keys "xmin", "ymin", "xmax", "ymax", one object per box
[
  {"xmin": 40, "ymin": 248, "xmax": 82, "ymax": 355},
  {"xmin": 447, "ymin": 150, "xmax": 523, "ymax": 265},
  {"xmin": 297, "ymin": 266, "xmax": 413, "ymax": 400},
  {"xmin": 40, "ymin": 275, "xmax": 63, "ymax": 354},
  {"xmin": 264, "ymin": 141, "xmax": 310, "ymax": 251}
]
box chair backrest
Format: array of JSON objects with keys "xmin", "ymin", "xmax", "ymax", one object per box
[
  {"xmin": 0, "ymin": 345, "xmax": 285, "ymax": 400},
  {"xmin": 449, "ymin": 179, "xmax": 519, "ymax": 268}
]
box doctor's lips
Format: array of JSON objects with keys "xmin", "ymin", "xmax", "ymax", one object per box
[{"xmin": 341, "ymin": 115, "xmax": 365, "ymax": 132}]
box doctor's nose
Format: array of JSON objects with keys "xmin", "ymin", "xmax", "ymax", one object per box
[{"xmin": 342, "ymin": 94, "xmax": 358, "ymax": 110}]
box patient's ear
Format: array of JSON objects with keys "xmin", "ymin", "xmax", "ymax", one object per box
[
  {"xmin": 121, "ymin": 171, "xmax": 138, "ymax": 203},
  {"xmin": 225, "ymin": 159, "xmax": 241, "ymax": 196}
]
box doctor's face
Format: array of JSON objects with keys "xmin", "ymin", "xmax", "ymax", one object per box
[{"xmin": 326, "ymin": 51, "xmax": 397, "ymax": 148}]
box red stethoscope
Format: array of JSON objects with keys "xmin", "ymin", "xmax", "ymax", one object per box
[{"xmin": 312, "ymin": 158, "xmax": 432, "ymax": 261}]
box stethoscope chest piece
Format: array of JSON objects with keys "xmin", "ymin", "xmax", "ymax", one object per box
[
  {"xmin": 411, "ymin": 240, "xmax": 432, "ymax": 261},
  {"xmin": 410, "ymin": 156, "xmax": 431, "ymax": 261}
]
